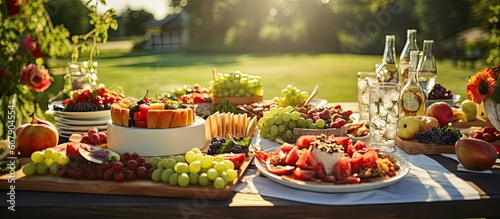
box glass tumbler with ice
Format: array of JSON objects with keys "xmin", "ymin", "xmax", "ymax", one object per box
[
  {"xmin": 357, "ymin": 71, "xmax": 378, "ymax": 121},
  {"xmin": 368, "ymin": 82, "xmax": 400, "ymax": 153}
]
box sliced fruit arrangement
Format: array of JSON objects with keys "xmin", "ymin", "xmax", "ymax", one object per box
[
  {"xmin": 112, "ymin": 90, "xmax": 195, "ymax": 129},
  {"xmin": 161, "ymin": 84, "xmax": 213, "ymax": 118},
  {"xmin": 148, "ymin": 147, "xmax": 242, "ymax": 189},
  {"xmin": 255, "ymin": 134, "xmax": 400, "ymax": 184},
  {"xmin": 162, "ymin": 83, "xmax": 211, "ymax": 104},
  {"xmin": 57, "ymin": 85, "xmax": 124, "ymax": 112}
]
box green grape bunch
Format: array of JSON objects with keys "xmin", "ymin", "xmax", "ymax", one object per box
[
  {"xmin": 276, "ymin": 85, "xmax": 310, "ymax": 107},
  {"xmin": 258, "ymin": 106, "xmax": 311, "ymax": 144},
  {"xmin": 209, "ymin": 70, "xmax": 264, "ymax": 98}
]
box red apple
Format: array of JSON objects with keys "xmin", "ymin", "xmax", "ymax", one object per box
[
  {"xmin": 426, "ymin": 102, "xmax": 453, "ymax": 127},
  {"xmin": 455, "ymin": 138, "xmax": 497, "ymax": 171}
]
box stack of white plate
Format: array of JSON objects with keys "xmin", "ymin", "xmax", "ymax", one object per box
[{"xmin": 53, "ymin": 110, "xmax": 110, "ymax": 139}]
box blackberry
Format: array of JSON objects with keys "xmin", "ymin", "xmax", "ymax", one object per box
[
  {"xmin": 228, "ymin": 145, "xmax": 245, "ymax": 153},
  {"xmin": 67, "ymin": 102, "xmax": 102, "ymax": 112}
]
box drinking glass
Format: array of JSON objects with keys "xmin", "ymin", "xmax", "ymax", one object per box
[
  {"xmin": 368, "ymin": 82, "xmax": 400, "ymax": 153},
  {"xmin": 357, "ymin": 72, "xmax": 378, "ymax": 121}
]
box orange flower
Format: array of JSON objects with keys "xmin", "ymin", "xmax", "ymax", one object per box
[{"xmin": 466, "ymin": 68, "xmax": 497, "ymax": 104}]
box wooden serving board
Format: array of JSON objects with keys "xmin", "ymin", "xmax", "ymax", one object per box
[
  {"xmin": 395, "ymin": 137, "xmax": 456, "ymax": 155},
  {"xmin": 451, "ymin": 119, "xmax": 493, "ymax": 129},
  {"xmin": 0, "ymin": 154, "xmax": 254, "ymax": 200}
]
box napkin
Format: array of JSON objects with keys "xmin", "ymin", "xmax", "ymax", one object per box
[
  {"xmin": 441, "ymin": 154, "xmax": 494, "ymax": 174},
  {"xmin": 236, "ymin": 138, "xmax": 480, "ymax": 205}
]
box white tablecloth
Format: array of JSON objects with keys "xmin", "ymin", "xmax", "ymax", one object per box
[{"xmin": 235, "ymin": 138, "xmax": 480, "ymax": 205}]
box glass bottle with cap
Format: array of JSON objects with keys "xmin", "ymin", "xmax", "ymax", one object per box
[
  {"xmin": 400, "ymin": 29, "xmax": 419, "ymax": 85},
  {"xmin": 417, "ymin": 40, "xmax": 437, "ymax": 93},
  {"xmin": 375, "ymin": 35, "xmax": 399, "ymax": 83}
]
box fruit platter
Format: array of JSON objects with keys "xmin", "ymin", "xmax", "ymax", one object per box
[
  {"xmin": 254, "ymin": 134, "xmax": 409, "ymax": 193},
  {"xmin": 1, "ymin": 140, "xmax": 255, "ymax": 200}
]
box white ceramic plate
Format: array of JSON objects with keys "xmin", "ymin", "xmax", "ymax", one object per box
[
  {"xmin": 55, "ymin": 115, "xmax": 109, "ymax": 126},
  {"xmin": 58, "ymin": 129, "xmax": 74, "ymax": 138},
  {"xmin": 255, "ymin": 147, "xmax": 410, "ymax": 193},
  {"xmin": 49, "ymin": 100, "xmax": 110, "ymax": 119},
  {"xmin": 53, "ymin": 110, "xmax": 110, "ymax": 120},
  {"xmin": 58, "ymin": 123, "xmax": 107, "ymax": 132}
]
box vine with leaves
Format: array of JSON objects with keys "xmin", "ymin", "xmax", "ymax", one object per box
[{"xmin": 70, "ymin": 0, "xmax": 118, "ymax": 69}]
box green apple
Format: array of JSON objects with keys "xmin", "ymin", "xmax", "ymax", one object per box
[{"xmin": 461, "ymin": 100, "xmax": 477, "ymax": 121}]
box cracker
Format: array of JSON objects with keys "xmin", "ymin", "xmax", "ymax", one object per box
[
  {"xmin": 226, "ymin": 113, "xmax": 233, "ymax": 137},
  {"xmin": 216, "ymin": 114, "xmax": 223, "ymax": 137},
  {"xmin": 211, "ymin": 113, "xmax": 219, "ymax": 137},
  {"xmin": 247, "ymin": 116, "xmax": 258, "ymax": 138}
]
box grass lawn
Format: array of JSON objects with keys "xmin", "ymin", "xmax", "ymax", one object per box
[{"xmin": 83, "ymin": 51, "xmax": 485, "ymax": 103}]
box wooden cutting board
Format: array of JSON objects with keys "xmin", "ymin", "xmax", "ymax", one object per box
[
  {"xmin": 451, "ymin": 119, "xmax": 493, "ymax": 129},
  {"xmin": 0, "ymin": 154, "xmax": 254, "ymax": 200},
  {"xmin": 395, "ymin": 137, "xmax": 456, "ymax": 155},
  {"xmin": 395, "ymin": 119, "xmax": 496, "ymax": 155}
]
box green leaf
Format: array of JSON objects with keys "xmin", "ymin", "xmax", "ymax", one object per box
[{"xmin": 217, "ymin": 138, "xmax": 234, "ymax": 154}]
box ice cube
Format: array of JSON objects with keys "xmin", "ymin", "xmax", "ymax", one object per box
[
  {"xmin": 387, "ymin": 111, "xmax": 399, "ymax": 124},
  {"xmin": 385, "ymin": 125, "xmax": 397, "ymax": 139},
  {"xmin": 371, "ymin": 116, "xmax": 387, "ymax": 129},
  {"xmin": 370, "ymin": 89, "xmax": 384, "ymax": 102},
  {"xmin": 358, "ymin": 79, "xmax": 368, "ymax": 90},
  {"xmin": 386, "ymin": 89, "xmax": 400, "ymax": 102},
  {"xmin": 378, "ymin": 104, "xmax": 388, "ymax": 117}
]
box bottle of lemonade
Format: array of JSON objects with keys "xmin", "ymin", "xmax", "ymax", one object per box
[{"xmin": 400, "ymin": 50, "xmax": 426, "ymax": 117}]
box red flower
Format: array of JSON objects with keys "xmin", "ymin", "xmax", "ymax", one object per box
[
  {"xmin": 19, "ymin": 34, "xmax": 44, "ymax": 58},
  {"xmin": 6, "ymin": 0, "xmax": 20, "ymax": 17},
  {"xmin": 19, "ymin": 64, "xmax": 51, "ymax": 92}
]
